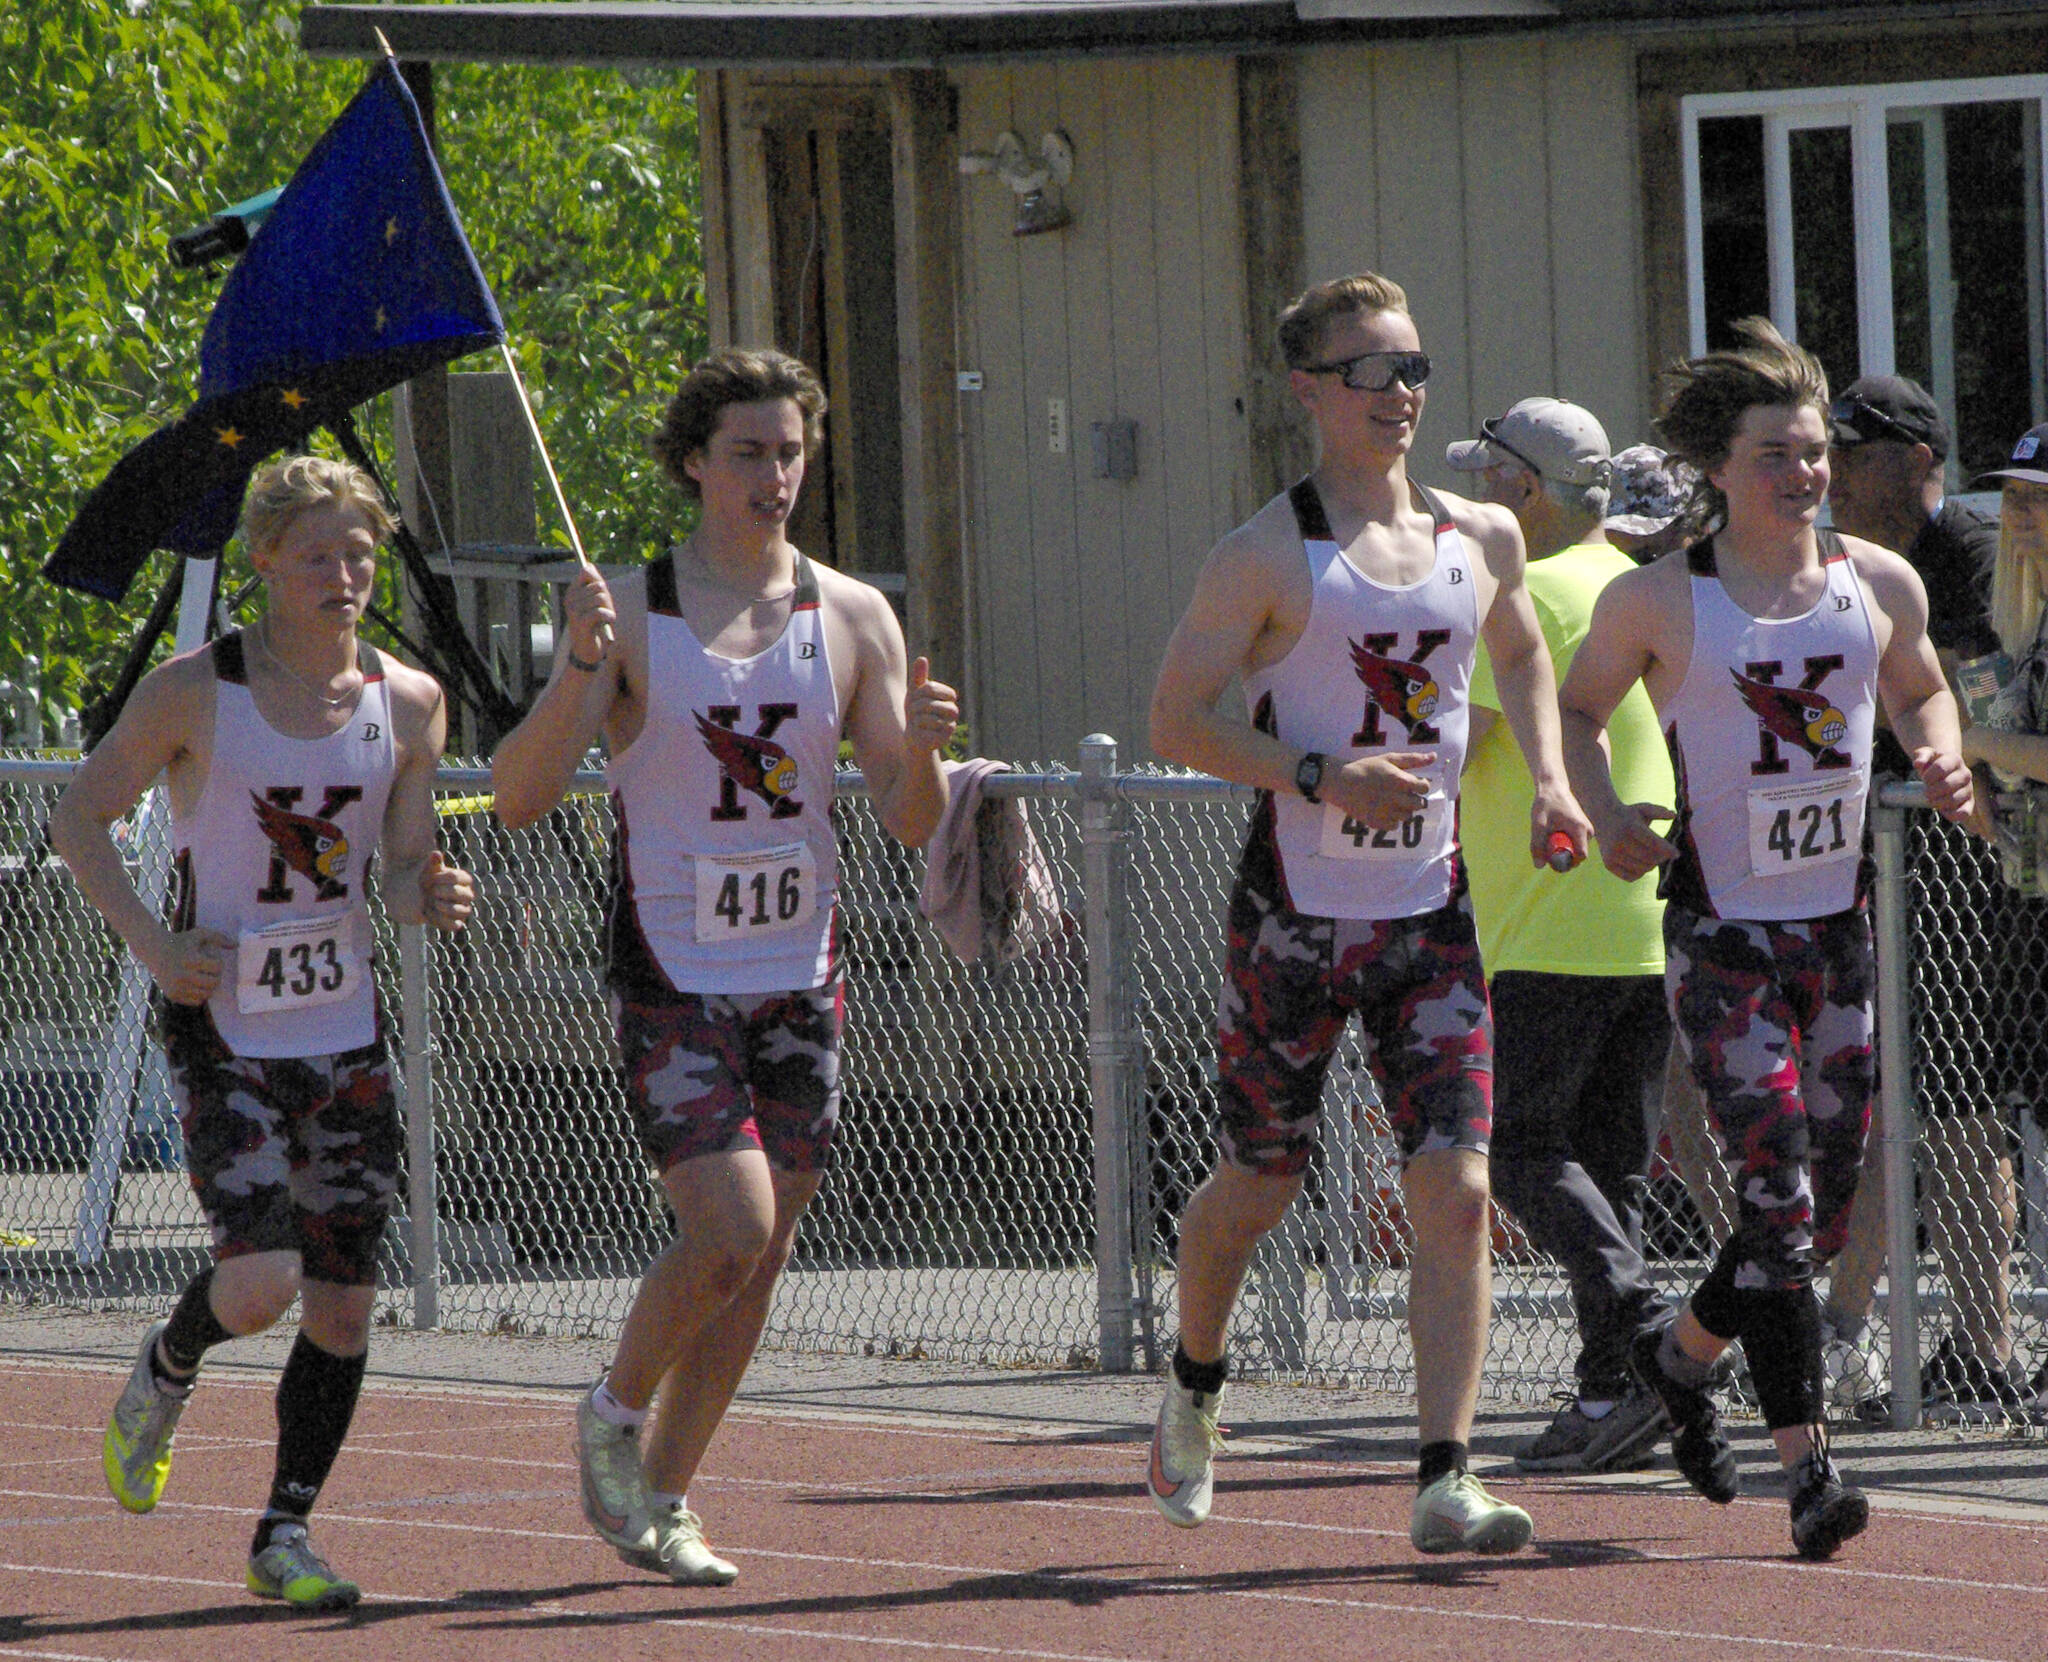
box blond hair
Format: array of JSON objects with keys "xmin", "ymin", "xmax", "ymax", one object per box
[
  {"xmin": 649, "ymin": 347, "xmax": 828, "ymax": 498},
  {"xmin": 1992, "ymin": 495, "xmax": 2047, "ymax": 657},
  {"xmin": 240, "ymin": 454, "xmax": 394, "ymax": 555},
  {"xmin": 1654, "ymin": 317, "xmax": 1829, "ymax": 535},
  {"xmin": 1276, "ymin": 272, "xmax": 1411, "ymax": 369}
]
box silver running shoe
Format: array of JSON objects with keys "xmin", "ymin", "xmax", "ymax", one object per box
[
  {"xmin": 1146, "ymin": 1376, "xmax": 1225, "ymax": 1528},
  {"xmin": 620, "ymin": 1501, "xmax": 739, "ymax": 1586},
  {"xmin": 575, "ymin": 1386, "xmax": 655, "ymax": 1556},
  {"xmin": 104, "ymin": 1322, "xmax": 189, "ymax": 1514},
  {"xmin": 246, "ymin": 1521, "xmax": 362, "ymax": 1611}
]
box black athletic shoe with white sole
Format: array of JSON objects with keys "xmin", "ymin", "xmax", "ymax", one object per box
[
  {"xmin": 1629, "ymin": 1326, "xmax": 1740, "ymax": 1504},
  {"xmin": 1788, "ymin": 1443, "xmax": 1868, "ymax": 1560}
]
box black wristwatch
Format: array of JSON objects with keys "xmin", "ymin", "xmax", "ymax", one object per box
[{"xmin": 1295, "ymin": 751, "xmax": 1327, "ymax": 805}]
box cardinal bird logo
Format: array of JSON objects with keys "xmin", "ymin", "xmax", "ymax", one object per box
[
  {"xmin": 249, "ymin": 792, "xmax": 351, "ymax": 893},
  {"xmin": 695, "ymin": 711, "xmax": 802, "ymax": 810},
  {"xmin": 1351, "ymin": 640, "xmax": 1441, "ymax": 735},
  {"xmin": 1732, "ymin": 671, "xmax": 1850, "ymax": 759}
]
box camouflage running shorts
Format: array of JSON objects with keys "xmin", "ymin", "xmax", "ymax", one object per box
[
  {"xmin": 160, "ymin": 1001, "xmax": 399, "ymax": 1287},
  {"xmin": 1665, "ymin": 904, "xmax": 1875, "ymax": 1290},
  {"xmin": 1215, "ymin": 846, "xmax": 1493, "ymax": 1178},
  {"xmin": 609, "ymin": 971, "xmax": 844, "ymax": 1174}
]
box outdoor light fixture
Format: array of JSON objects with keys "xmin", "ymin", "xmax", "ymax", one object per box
[
  {"xmin": 959, "ymin": 129, "xmax": 1074, "ymax": 237},
  {"xmin": 167, "ymin": 186, "xmax": 284, "ymax": 269}
]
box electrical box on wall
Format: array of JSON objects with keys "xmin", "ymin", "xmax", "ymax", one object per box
[{"xmin": 1092, "ymin": 417, "xmax": 1138, "ymax": 480}]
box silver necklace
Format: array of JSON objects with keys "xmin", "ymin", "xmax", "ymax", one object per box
[
  {"xmin": 253, "ymin": 619, "xmax": 360, "ymax": 709},
  {"xmin": 675, "ymin": 538, "xmax": 797, "ymax": 607}
]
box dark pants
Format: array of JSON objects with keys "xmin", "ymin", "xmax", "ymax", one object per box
[{"xmin": 1488, "ymin": 971, "xmax": 1671, "ymax": 1396}]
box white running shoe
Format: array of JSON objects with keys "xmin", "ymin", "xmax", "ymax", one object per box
[
  {"xmin": 575, "ymin": 1387, "xmax": 655, "ymax": 1557},
  {"xmin": 1146, "ymin": 1376, "xmax": 1225, "ymax": 1528},
  {"xmin": 1410, "ymin": 1471, "xmax": 1535, "ymax": 1556},
  {"xmin": 621, "ymin": 1501, "xmax": 739, "ymax": 1586}
]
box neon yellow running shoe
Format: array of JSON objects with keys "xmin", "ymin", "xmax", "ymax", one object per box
[
  {"xmin": 103, "ymin": 1323, "xmax": 188, "ymax": 1514},
  {"xmin": 247, "ymin": 1522, "xmax": 361, "ymax": 1611}
]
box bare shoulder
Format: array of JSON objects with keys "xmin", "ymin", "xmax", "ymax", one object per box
[
  {"xmin": 1427, "ymin": 483, "xmax": 1516, "ymax": 543},
  {"xmin": 1596, "ymin": 549, "xmax": 1689, "ymax": 632},
  {"xmin": 1426, "ymin": 484, "xmax": 1521, "ymax": 570},
  {"xmin": 1837, "ymin": 532, "xmax": 1929, "ymax": 615},
  {"xmin": 811, "ymin": 559, "xmax": 902, "ymax": 648},
  {"xmin": 1201, "ymin": 491, "xmax": 1305, "ymax": 595},
  {"xmin": 376, "ymin": 654, "xmax": 452, "ymax": 761},
  {"xmin": 377, "ymin": 653, "xmax": 448, "ymax": 724},
  {"xmin": 122, "ymin": 643, "xmax": 216, "ymax": 740}
]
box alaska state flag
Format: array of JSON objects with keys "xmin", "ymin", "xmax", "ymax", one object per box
[{"xmin": 43, "ymin": 58, "xmax": 504, "ymax": 600}]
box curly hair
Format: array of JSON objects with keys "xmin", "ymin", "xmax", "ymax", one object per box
[
  {"xmin": 239, "ymin": 453, "xmax": 394, "ymax": 556},
  {"xmin": 649, "ymin": 347, "xmax": 828, "ymax": 498},
  {"xmin": 1654, "ymin": 317, "xmax": 1829, "ymax": 537}
]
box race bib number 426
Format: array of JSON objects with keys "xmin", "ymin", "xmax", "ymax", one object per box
[
  {"xmin": 1747, "ymin": 775, "xmax": 1861, "ymax": 876},
  {"xmin": 236, "ymin": 914, "xmax": 358, "ymax": 1015},
  {"xmin": 694, "ymin": 843, "xmax": 818, "ymax": 942}
]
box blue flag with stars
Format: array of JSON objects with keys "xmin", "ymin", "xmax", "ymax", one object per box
[{"xmin": 43, "ymin": 58, "xmax": 504, "ymax": 600}]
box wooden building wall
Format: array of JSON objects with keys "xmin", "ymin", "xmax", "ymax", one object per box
[
  {"xmin": 1299, "ymin": 35, "xmax": 1651, "ymax": 484},
  {"xmin": 950, "ymin": 55, "xmax": 1254, "ymax": 765}
]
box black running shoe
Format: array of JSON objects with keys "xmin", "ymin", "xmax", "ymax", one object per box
[
  {"xmin": 1788, "ymin": 1444, "xmax": 1868, "ymax": 1561},
  {"xmin": 1629, "ymin": 1326, "xmax": 1740, "ymax": 1504}
]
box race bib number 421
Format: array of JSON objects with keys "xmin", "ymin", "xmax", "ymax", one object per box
[
  {"xmin": 236, "ymin": 914, "xmax": 358, "ymax": 1015},
  {"xmin": 1747, "ymin": 775, "xmax": 1861, "ymax": 876},
  {"xmin": 694, "ymin": 843, "xmax": 818, "ymax": 942}
]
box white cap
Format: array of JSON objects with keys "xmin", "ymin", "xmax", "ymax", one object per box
[{"xmin": 1445, "ymin": 397, "xmax": 1612, "ymax": 488}]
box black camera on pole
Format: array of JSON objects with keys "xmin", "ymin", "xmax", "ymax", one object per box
[{"xmin": 167, "ymin": 187, "xmax": 283, "ymax": 269}]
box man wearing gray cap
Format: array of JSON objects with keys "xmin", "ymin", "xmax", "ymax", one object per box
[{"xmin": 1446, "ymin": 398, "xmax": 1678, "ymax": 1473}]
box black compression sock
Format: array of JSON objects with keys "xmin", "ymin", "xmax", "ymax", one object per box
[
  {"xmin": 265, "ymin": 1332, "xmax": 368, "ymax": 1526},
  {"xmin": 158, "ymin": 1266, "xmax": 233, "ymax": 1379},
  {"xmin": 1172, "ymin": 1342, "xmax": 1227, "ymax": 1397},
  {"xmin": 1417, "ymin": 1440, "xmax": 1468, "ymax": 1489}
]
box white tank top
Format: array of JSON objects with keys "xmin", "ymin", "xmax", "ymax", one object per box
[
  {"xmin": 171, "ymin": 633, "xmax": 396, "ymax": 1058},
  {"xmin": 1241, "ymin": 479, "xmax": 1478, "ymax": 921},
  {"xmin": 1659, "ymin": 533, "xmax": 1879, "ymax": 921},
  {"xmin": 606, "ymin": 551, "xmax": 841, "ymax": 994}
]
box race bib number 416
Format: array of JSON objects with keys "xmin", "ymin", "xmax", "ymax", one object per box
[
  {"xmin": 1747, "ymin": 775, "xmax": 1861, "ymax": 876},
  {"xmin": 694, "ymin": 843, "xmax": 818, "ymax": 942},
  {"xmin": 236, "ymin": 914, "xmax": 358, "ymax": 1015}
]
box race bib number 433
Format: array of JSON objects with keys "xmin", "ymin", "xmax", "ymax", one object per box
[
  {"xmin": 694, "ymin": 843, "xmax": 818, "ymax": 942},
  {"xmin": 1748, "ymin": 775, "xmax": 1861, "ymax": 876},
  {"xmin": 236, "ymin": 914, "xmax": 358, "ymax": 1015}
]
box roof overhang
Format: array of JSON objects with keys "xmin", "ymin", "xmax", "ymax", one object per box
[
  {"xmin": 300, "ymin": 2, "xmax": 1346, "ymax": 69},
  {"xmin": 297, "ymin": 1, "xmax": 2031, "ymax": 70}
]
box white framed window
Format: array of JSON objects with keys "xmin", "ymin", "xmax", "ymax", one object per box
[{"xmin": 1682, "ymin": 76, "xmax": 2048, "ymax": 493}]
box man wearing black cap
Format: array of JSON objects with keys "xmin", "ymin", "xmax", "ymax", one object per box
[
  {"xmin": 1826, "ymin": 374, "xmax": 2029, "ymax": 1422},
  {"xmin": 1828, "ymin": 376, "xmax": 1999, "ymax": 665}
]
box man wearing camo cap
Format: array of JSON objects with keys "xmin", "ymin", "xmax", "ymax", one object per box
[{"xmin": 1605, "ymin": 445, "xmax": 1698, "ymax": 563}]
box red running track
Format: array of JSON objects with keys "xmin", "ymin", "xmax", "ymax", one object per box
[{"xmin": 2, "ymin": 1357, "xmax": 2045, "ymax": 1662}]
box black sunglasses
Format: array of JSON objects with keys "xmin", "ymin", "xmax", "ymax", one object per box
[
  {"xmin": 1300, "ymin": 349, "xmax": 1432, "ymax": 393},
  {"xmin": 1479, "ymin": 420, "xmax": 1549, "ymax": 479},
  {"xmin": 1829, "ymin": 394, "xmax": 1920, "ymax": 447}
]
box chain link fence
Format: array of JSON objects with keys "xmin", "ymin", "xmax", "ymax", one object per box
[{"xmin": 1, "ymin": 748, "xmax": 2039, "ymax": 1424}]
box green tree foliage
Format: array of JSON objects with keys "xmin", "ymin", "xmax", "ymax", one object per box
[{"xmin": 0, "ymin": 0, "xmax": 703, "ymax": 736}]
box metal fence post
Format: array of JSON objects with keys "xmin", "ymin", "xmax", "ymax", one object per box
[
  {"xmin": 1080, "ymin": 734, "xmax": 1136, "ymax": 1372},
  {"xmin": 1872, "ymin": 799, "xmax": 1922, "ymax": 1428},
  {"xmin": 400, "ymin": 922, "xmax": 440, "ymax": 1330}
]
